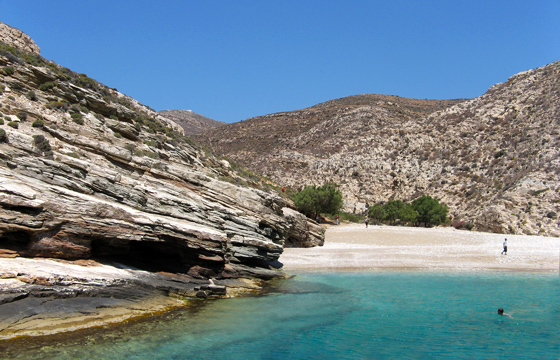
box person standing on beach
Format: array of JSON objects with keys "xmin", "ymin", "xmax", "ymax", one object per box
[
  {"xmin": 365, "ymin": 217, "xmax": 369, "ymax": 228},
  {"xmin": 501, "ymin": 238, "xmax": 508, "ymax": 255}
]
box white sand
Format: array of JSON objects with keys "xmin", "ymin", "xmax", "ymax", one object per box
[{"xmin": 281, "ymin": 224, "xmax": 560, "ymax": 273}]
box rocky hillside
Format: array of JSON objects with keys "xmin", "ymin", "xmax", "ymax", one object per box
[
  {"xmin": 159, "ymin": 109, "xmax": 225, "ymax": 136},
  {"xmin": 0, "ymin": 23, "xmax": 324, "ymax": 283},
  {"xmin": 195, "ymin": 62, "xmax": 560, "ymax": 236},
  {"xmin": 0, "ymin": 21, "xmax": 39, "ymax": 56}
]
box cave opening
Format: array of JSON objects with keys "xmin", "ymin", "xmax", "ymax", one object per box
[
  {"xmin": 0, "ymin": 231, "xmax": 32, "ymax": 252},
  {"xmin": 90, "ymin": 238, "xmax": 201, "ymax": 274}
]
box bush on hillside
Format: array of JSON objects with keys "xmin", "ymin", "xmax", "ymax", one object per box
[
  {"xmin": 71, "ymin": 113, "xmax": 84, "ymax": 125},
  {"xmin": 39, "ymin": 82, "xmax": 56, "ymax": 91},
  {"xmin": 17, "ymin": 112, "xmax": 27, "ymax": 121},
  {"xmin": 32, "ymin": 119, "xmax": 44, "ymax": 127},
  {"xmin": 3, "ymin": 66, "xmax": 14, "ymax": 76},
  {"xmin": 26, "ymin": 90, "xmax": 37, "ymax": 101}
]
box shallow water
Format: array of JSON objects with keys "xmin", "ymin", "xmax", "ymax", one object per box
[{"xmin": 2, "ymin": 272, "xmax": 559, "ymax": 359}]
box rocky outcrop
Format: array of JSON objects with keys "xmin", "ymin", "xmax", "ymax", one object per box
[
  {"xmin": 0, "ymin": 33, "xmax": 324, "ymax": 285},
  {"xmin": 0, "ymin": 22, "xmax": 40, "ymax": 55},
  {"xmin": 159, "ymin": 109, "xmax": 225, "ymax": 136},
  {"xmin": 195, "ymin": 62, "xmax": 560, "ymax": 237},
  {"xmin": 0, "ymin": 257, "xmax": 266, "ymax": 339}
]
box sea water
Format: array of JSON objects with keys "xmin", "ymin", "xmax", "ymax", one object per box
[{"xmin": 2, "ymin": 272, "xmax": 560, "ymax": 359}]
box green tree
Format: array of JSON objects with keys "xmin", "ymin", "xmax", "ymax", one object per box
[
  {"xmin": 412, "ymin": 195, "xmax": 448, "ymax": 227},
  {"xmin": 383, "ymin": 200, "xmax": 406, "ymax": 224},
  {"xmin": 292, "ymin": 183, "xmax": 343, "ymax": 218},
  {"xmin": 382, "ymin": 200, "xmax": 418, "ymax": 224},
  {"xmin": 368, "ymin": 204, "xmax": 386, "ymax": 222},
  {"xmin": 399, "ymin": 204, "xmax": 419, "ymax": 224}
]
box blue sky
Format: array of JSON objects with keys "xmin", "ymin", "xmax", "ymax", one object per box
[{"xmin": 1, "ymin": 1, "xmax": 558, "ymax": 123}]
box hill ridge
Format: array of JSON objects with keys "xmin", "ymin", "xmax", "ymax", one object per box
[{"xmin": 194, "ymin": 61, "xmax": 560, "ymax": 236}]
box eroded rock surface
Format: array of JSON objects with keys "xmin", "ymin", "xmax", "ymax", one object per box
[
  {"xmin": 0, "ymin": 32, "xmax": 324, "ymax": 285},
  {"xmin": 0, "ymin": 22, "xmax": 40, "ymax": 56}
]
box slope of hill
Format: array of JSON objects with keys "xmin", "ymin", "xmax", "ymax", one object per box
[
  {"xmin": 0, "ymin": 22, "xmax": 324, "ymax": 286},
  {"xmin": 195, "ymin": 62, "xmax": 560, "ymax": 236},
  {"xmin": 159, "ymin": 109, "xmax": 225, "ymax": 136}
]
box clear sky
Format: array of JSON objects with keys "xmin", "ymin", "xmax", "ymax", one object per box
[{"xmin": 1, "ymin": 1, "xmax": 559, "ymax": 123}]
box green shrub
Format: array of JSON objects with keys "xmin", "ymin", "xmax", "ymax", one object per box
[
  {"xmin": 71, "ymin": 113, "xmax": 83, "ymax": 125},
  {"xmin": 146, "ymin": 151, "xmax": 159, "ymax": 159},
  {"xmin": 7, "ymin": 121, "xmax": 18, "ymax": 129},
  {"xmin": 74, "ymin": 74, "xmax": 97, "ymax": 89},
  {"xmin": 0, "ymin": 128, "xmax": 6, "ymax": 142},
  {"xmin": 39, "ymin": 82, "xmax": 56, "ymax": 91},
  {"xmin": 110, "ymin": 115, "xmax": 118, "ymax": 120},
  {"xmin": 26, "ymin": 91, "xmax": 37, "ymax": 101},
  {"xmin": 124, "ymin": 144, "xmax": 135, "ymax": 153},
  {"xmin": 2, "ymin": 66, "xmax": 14, "ymax": 76},
  {"xmin": 0, "ymin": 118, "xmax": 4, "ymax": 125},
  {"xmin": 32, "ymin": 119, "xmax": 44, "ymax": 127},
  {"xmin": 33, "ymin": 134, "xmax": 52, "ymax": 156},
  {"xmin": 143, "ymin": 139, "xmax": 158, "ymax": 147},
  {"xmin": 49, "ymin": 100, "xmax": 69, "ymax": 111},
  {"xmin": 21, "ymin": 52, "xmax": 45, "ymax": 66},
  {"xmin": 113, "ymin": 131, "xmax": 122, "ymax": 138},
  {"xmin": 17, "ymin": 112, "xmax": 27, "ymax": 121},
  {"xmin": 338, "ymin": 211, "xmax": 362, "ymax": 223}
]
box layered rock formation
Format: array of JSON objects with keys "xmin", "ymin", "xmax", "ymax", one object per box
[
  {"xmin": 0, "ymin": 31, "xmax": 324, "ymax": 287},
  {"xmin": 195, "ymin": 62, "xmax": 560, "ymax": 236},
  {"xmin": 158, "ymin": 109, "xmax": 225, "ymax": 136},
  {"xmin": 0, "ymin": 22, "xmax": 40, "ymax": 56}
]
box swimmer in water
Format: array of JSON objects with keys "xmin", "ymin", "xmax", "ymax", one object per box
[{"xmin": 497, "ymin": 308, "xmax": 513, "ymax": 318}]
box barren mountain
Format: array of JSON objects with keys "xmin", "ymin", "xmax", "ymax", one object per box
[
  {"xmin": 159, "ymin": 109, "xmax": 225, "ymax": 136},
  {"xmin": 195, "ymin": 62, "xmax": 560, "ymax": 236}
]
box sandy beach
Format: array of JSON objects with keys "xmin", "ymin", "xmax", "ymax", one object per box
[{"xmin": 281, "ymin": 224, "xmax": 560, "ymax": 273}]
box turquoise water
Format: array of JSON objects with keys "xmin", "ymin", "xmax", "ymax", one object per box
[{"xmin": 2, "ymin": 272, "xmax": 560, "ymax": 359}]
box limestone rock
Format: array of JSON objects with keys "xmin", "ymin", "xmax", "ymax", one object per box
[
  {"xmin": 0, "ymin": 22, "xmax": 40, "ymax": 55},
  {"xmin": 0, "ymin": 29, "xmax": 325, "ymax": 282}
]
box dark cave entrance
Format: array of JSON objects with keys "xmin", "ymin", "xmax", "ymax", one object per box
[
  {"xmin": 90, "ymin": 238, "xmax": 216, "ymax": 274},
  {"xmin": 0, "ymin": 231, "xmax": 32, "ymax": 252}
]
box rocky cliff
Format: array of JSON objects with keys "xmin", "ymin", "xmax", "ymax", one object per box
[
  {"xmin": 159, "ymin": 109, "xmax": 225, "ymax": 136},
  {"xmin": 195, "ymin": 62, "xmax": 560, "ymax": 236},
  {"xmin": 0, "ymin": 30, "xmax": 324, "ymax": 285},
  {"xmin": 0, "ymin": 22, "xmax": 40, "ymax": 56}
]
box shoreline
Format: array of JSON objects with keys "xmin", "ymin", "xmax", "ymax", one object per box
[
  {"xmin": 0, "ymin": 257, "xmax": 262, "ymax": 341},
  {"xmin": 1, "ymin": 224, "xmax": 558, "ymax": 341},
  {"xmin": 281, "ymin": 223, "xmax": 560, "ymax": 273}
]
